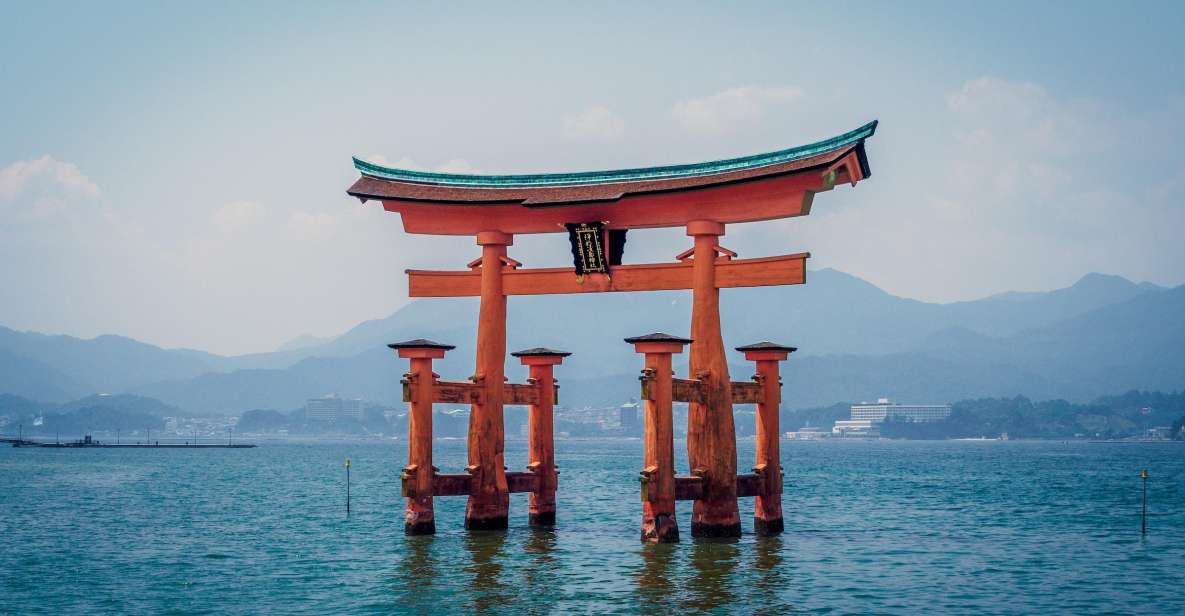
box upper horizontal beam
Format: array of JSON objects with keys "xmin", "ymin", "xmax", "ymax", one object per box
[{"xmin": 407, "ymin": 253, "xmax": 808, "ymax": 297}]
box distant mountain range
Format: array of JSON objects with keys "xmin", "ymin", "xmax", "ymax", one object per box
[{"xmin": 1, "ymin": 269, "xmax": 1180, "ymax": 413}]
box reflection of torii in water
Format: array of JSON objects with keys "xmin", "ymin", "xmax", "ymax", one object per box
[{"xmin": 350, "ymin": 120, "xmax": 877, "ymax": 541}]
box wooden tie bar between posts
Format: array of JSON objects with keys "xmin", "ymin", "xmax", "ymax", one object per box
[
  {"xmin": 641, "ymin": 376, "xmax": 764, "ymax": 405},
  {"xmin": 407, "ymin": 252, "xmax": 808, "ymax": 297},
  {"xmin": 661, "ymin": 474, "xmax": 763, "ymax": 501},
  {"xmin": 402, "ymin": 378, "xmax": 558, "ymax": 406},
  {"xmin": 404, "ymin": 469, "xmax": 547, "ymax": 498}
]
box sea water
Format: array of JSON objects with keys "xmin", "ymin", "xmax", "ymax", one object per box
[{"xmin": 1, "ymin": 439, "xmax": 1182, "ymax": 614}]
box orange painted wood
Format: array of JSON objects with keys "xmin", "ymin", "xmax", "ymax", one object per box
[
  {"xmin": 506, "ymin": 471, "xmax": 541, "ymax": 494},
  {"xmin": 433, "ymin": 473, "xmax": 473, "ymax": 497},
  {"xmin": 730, "ymin": 381, "xmax": 764, "ymax": 404},
  {"xmin": 673, "ymin": 475, "xmax": 705, "ymax": 501},
  {"xmin": 671, "ymin": 378, "xmax": 705, "ymax": 404},
  {"xmin": 526, "ymin": 363, "xmax": 558, "ymax": 524},
  {"xmin": 685, "ymin": 222, "xmax": 741, "ymax": 536},
  {"xmin": 404, "ymin": 357, "xmax": 436, "ymax": 533},
  {"xmin": 407, "ymin": 253, "xmax": 808, "ymax": 297},
  {"xmin": 465, "ymin": 237, "xmax": 510, "ymax": 528},
  {"xmin": 752, "ymin": 358, "xmax": 785, "ymax": 533},
  {"xmin": 504, "ymin": 382, "xmax": 541, "ymax": 406},
  {"xmin": 386, "ymin": 171, "xmax": 821, "ymax": 235},
  {"xmin": 412, "ymin": 380, "xmax": 481, "ymax": 404},
  {"xmin": 736, "ymin": 473, "xmax": 763, "ymax": 498},
  {"xmin": 639, "ymin": 351, "xmax": 679, "ymax": 542}
]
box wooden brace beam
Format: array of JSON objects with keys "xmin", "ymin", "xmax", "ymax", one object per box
[{"xmin": 407, "ymin": 252, "xmax": 808, "ymax": 297}]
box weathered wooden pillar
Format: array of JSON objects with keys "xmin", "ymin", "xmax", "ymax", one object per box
[
  {"xmin": 737, "ymin": 342, "xmax": 796, "ymax": 535},
  {"xmin": 685, "ymin": 220, "xmax": 740, "ymax": 537},
  {"xmin": 467, "ymin": 230, "xmax": 513, "ymax": 530},
  {"xmin": 511, "ymin": 347, "xmax": 570, "ymax": 526},
  {"xmin": 389, "ymin": 338, "xmax": 455, "ymax": 535},
  {"xmin": 628, "ymin": 333, "xmax": 691, "ymax": 543}
]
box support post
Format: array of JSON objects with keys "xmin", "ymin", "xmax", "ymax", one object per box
[
  {"xmin": 685, "ymin": 220, "xmax": 740, "ymax": 537},
  {"xmin": 390, "ymin": 339, "xmax": 455, "ymax": 535},
  {"xmin": 627, "ymin": 333, "xmax": 691, "ymax": 543},
  {"xmin": 511, "ymin": 347, "xmax": 571, "ymax": 526},
  {"xmin": 467, "ymin": 231, "xmax": 513, "ymax": 530},
  {"xmin": 738, "ymin": 342, "xmax": 796, "ymax": 536}
]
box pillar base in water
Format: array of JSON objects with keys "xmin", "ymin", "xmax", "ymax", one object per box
[
  {"xmin": 754, "ymin": 517, "xmax": 784, "ymax": 536},
  {"xmin": 642, "ymin": 513, "xmax": 680, "ymax": 543},
  {"xmin": 465, "ymin": 516, "xmax": 509, "ymax": 531},
  {"xmin": 404, "ymin": 520, "xmax": 436, "ymax": 536},
  {"xmin": 528, "ymin": 511, "xmax": 556, "ymax": 527},
  {"xmin": 691, "ymin": 521, "xmax": 742, "ymax": 538}
]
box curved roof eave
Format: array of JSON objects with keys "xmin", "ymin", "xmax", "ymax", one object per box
[{"xmin": 353, "ymin": 120, "xmax": 877, "ymax": 189}]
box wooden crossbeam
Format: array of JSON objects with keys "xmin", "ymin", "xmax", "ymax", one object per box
[
  {"xmin": 673, "ymin": 473, "xmax": 764, "ymax": 501},
  {"xmin": 731, "ymin": 381, "xmax": 764, "ymax": 404},
  {"xmin": 641, "ymin": 377, "xmax": 763, "ymax": 405},
  {"xmin": 413, "ymin": 471, "xmax": 543, "ymax": 498},
  {"xmin": 674, "ymin": 475, "xmax": 704, "ymax": 501},
  {"xmin": 402, "ymin": 380, "xmax": 550, "ymax": 406},
  {"xmin": 736, "ymin": 473, "xmax": 763, "ymax": 498},
  {"xmin": 671, "ymin": 378, "xmax": 705, "ymax": 404},
  {"xmin": 407, "ymin": 252, "xmax": 808, "ymax": 297}
]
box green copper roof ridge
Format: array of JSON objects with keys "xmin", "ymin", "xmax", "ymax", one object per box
[{"xmin": 353, "ymin": 120, "xmax": 876, "ymax": 188}]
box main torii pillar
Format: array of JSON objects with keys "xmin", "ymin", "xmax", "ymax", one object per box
[
  {"xmin": 467, "ymin": 230, "xmax": 513, "ymax": 529},
  {"xmin": 685, "ymin": 220, "xmax": 740, "ymax": 536}
]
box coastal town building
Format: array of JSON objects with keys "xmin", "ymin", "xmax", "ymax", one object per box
[
  {"xmin": 306, "ymin": 394, "xmax": 365, "ymax": 422},
  {"xmin": 833, "ymin": 398, "xmax": 951, "ymax": 437}
]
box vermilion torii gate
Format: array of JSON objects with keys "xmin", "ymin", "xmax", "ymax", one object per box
[{"xmin": 348, "ymin": 121, "xmax": 877, "ymax": 540}]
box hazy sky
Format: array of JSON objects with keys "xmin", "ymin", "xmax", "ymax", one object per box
[{"xmin": 2, "ymin": 1, "xmax": 1183, "ymax": 355}]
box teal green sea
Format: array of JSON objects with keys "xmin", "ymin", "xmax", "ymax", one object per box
[{"xmin": 2, "ymin": 439, "xmax": 1182, "ymax": 614}]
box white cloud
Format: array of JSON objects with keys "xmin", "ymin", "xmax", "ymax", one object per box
[
  {"xmin": 0, "ymin": 155, "xmax": 101, "ymax": 202},
  {"xmin": 562, "ymin": 105, "xmax": 625, "ymax": 142},
  {"xmin": 212, "ymin": 201, "xmax": 267, "ymax": 235},
  {"xmin": 672, "ymin": 86, "xmax": 803, "ymax": 135},
  {"xmin": 434, "ymin": 158, "xmax": 480, "ymax": 174},
  {"xmin": 364, "ymin": 154, "xmax": 480, "ymax": 174},
  {"xmin": 0, "ymin": 156, "xmax": 102, "ymax": 219},
  {"xmin": 287, "ymin": 211, "xmax": 338, "ymax": 242}
]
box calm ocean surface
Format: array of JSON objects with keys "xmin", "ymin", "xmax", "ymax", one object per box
[{"xmin": 2, "ymin": 439, "xmax": 1183, "ymax": 614}]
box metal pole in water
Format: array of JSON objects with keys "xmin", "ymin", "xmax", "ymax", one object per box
[
  {"xmin": 345, "ymin": 458, "xmax": 352, "ymax": 514},
  {"xmin": 1141, "ymin": 469, "xmax": 1149, "ymax": 535}
]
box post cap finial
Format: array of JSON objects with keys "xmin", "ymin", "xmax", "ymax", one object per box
[
  {"xmin": 624, "ymin": 332, "xmax": 693, "ymax": 345},
  {"xmin": 510, "ymin": 347, "xmax": 572, "ymax": 357},
  {"xmin": 735, "ymin": 341, "xmax": 797, "ymax": 353},
  {"xmin": 387, "ymin": 338, "xmax": 456, "ymax": 350}
]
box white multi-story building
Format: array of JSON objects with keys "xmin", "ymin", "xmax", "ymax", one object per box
[
  {"xmin": 833, "ymin": 398, "xmax": 950, "ymax": 437},
  {"xmin": 850, "ymin": 398, "xmax": 951, "ymax": 423},
  {"xmin": 306, "ymin": 394, "xmax": 366, "ymax": 422},
  {"xmin": 340, "ymin": 397, "xmax": 364, "ymax": 420}
]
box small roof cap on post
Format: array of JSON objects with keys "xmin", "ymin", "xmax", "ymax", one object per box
[
  {"xmin": 387, "ymin": 338, "xmax": 454, "ymax": 359},
  {"xmin": 512, "ymin": 347, "xmax": 571, "ymax": 365},
  {"xmin": 510, "ymin": 347, "xmax": 572, "ymax": 357},
  {"xmin": 387, "ymin": 339, "xmax": 456, "ymax": 350},
  {"xmin": 624, "ymin": 333, "xmax": 693, "ymax": 344},
  {"xmin": 735, "ymin": 341, "xmax": 797, "ymax": 353},
  {"xmin": 736, "ymin": 341, "xmax": 796, "ymax": 361},
  {"xmin": 625, "ymin": 332, "xmax": 692, "ymax": 355}
]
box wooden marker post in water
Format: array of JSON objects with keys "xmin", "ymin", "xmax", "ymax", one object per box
[
  {"xmin": 1141, "ymin": 469, "xmax": 1149, "ymax": 535},
  {"xmin": 346, "ymin": 458, "xmax": 352, "ymax": 514}
]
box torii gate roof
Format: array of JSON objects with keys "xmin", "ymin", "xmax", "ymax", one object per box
[{"xmin": 347, "ymin": 120, "xmax": 876, "ymax": 235}]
